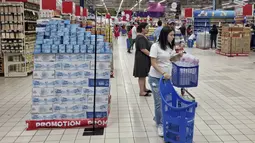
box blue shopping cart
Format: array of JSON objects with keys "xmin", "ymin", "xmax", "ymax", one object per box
[
  {"xmin": 159, "ymin": 62, "xmax": 199, "ymax": 143},
  {"xmin": 148, "ymin": 35, "xmax": 155, "ymax": 42},
  {"xmin": 172, "ymin": 62, "xmax": 199, "ymax": 97}
]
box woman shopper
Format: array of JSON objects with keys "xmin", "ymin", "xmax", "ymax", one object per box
[
  {"xmin": 127, "ymin": 26, "xmax": 133, "ymax": 53},
  {"xmin": 148, "ymin": 26, "xmax": 183, "ymax": 137},
  {"xmin": 133, "ymin": 23, "xmax": 152, "ymax": 96},
  {"xmin": 114, "ymin": 24, "xmax": 120, "ymax": 40},
  {"xmin": 209, "ymin": 25, "xmax": 218, "ymax": 49},
  {"xmin": 187, "ymin": 25, "xmax": 192, "ymax": 37}
]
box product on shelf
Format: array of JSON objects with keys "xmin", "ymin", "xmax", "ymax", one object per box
[
  {"xmin": 26, "ymin": 19, "xmax": 112, "ymax": 130},
  {"xmin": 0, "ymin": 2, "xmax": 39, "ymax": 77},
  {"xmin": 193, "ymin": 10, "xmax": 235, "ymax": 34},
  {"xmin": 196, "ymin": 32, "xmax": 210, "ymax": 49}
]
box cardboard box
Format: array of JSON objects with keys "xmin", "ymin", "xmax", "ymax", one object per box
[
  {"xmin": 243, "ymin": 27, "xmax": 251, "ymax": 32},
  {"xmin": 231, "ymin": 27, "xmax": 243, "ymax": 32}
]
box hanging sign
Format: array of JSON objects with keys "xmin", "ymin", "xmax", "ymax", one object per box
[
  {"xmin": 165, "ymin": 0, "xmax": 181, "ymax": 19},
  {"xmin": 193, "ymin": 10, "xmax": 235, "ymax": 18},
  {"xmin": 235, "ymin": 6, "xmax": 243, "ymax": 16}
]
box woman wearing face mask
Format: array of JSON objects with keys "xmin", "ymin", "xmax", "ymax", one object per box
[{"xmin": 148, "ymin": 26, "xmax": 183, "ymax": 137}]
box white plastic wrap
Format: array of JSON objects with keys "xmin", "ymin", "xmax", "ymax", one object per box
[
  {"xmin": 175, "ymin": 53, "xmax": 199, "ymax": 66},
  {"xmin": 196, "ymin": 32, "xmax": 210, "ymax": 49}
]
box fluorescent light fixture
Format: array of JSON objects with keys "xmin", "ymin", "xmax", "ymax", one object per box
[
  {"xmin": 101, "ymin": 0, "xmax": 108, "ymax": 13},
  {"xmin": 159, "ymin": 0, "xmax": 166, "ymax": 4},
  {"xmin": 130, "ymin": 0, "xmax": 143, "ymax": 10},
  {"xmin": 116, "ymin": 0, "xmax": 124, "ymax": 17},
  {"xmin": 130, "ymin": 3, "xmax": 138, "ymax": 10}
]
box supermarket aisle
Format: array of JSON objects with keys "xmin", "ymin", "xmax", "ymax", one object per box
[
  {"xmin": 107, "ymin": 36, "xmax": 255, "ymax": 143},
  {"xmin": 1, "ymin": 36, "xmax": 255, "ymax": 143}
]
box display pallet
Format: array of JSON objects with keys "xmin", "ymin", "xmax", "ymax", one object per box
[
  {"xmin": 216, "ymin": 49, "xmax": 249, "ymax": 56},
  {"xmin": 196, "ymin": 47, "xmax": 210, "ymax": 50}
]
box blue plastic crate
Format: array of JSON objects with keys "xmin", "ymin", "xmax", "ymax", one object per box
[
  {"xmin": 159, "ymin": 77, "xmax": 197, "ymax": 143},
  {"xmin": 172, "ymin": 62, "xmax": 199, "ymax": 88},
  {"xmin": 148, "ymin": 35, "xmax": 154, "ymax": 41},
  {"xmin": 187, "ymin": 39, "xmax": 194, "ymax": 48}
]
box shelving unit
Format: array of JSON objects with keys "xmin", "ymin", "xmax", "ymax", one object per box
[
  {"xmin": 193, "ymin": 10, "xmax": 235, "ymax": 35},
  {"xmin": 0, "ymin": 2, "xmax": 39, "ymax": 77},
  {"xmin": 194, "ymin": 18, "xmax": 235, "ymax": 34},
  {"xmin": 217, "ymin": 25, "xmax": 222, "ymax": 50},
  {"xmin": 235, "ymin": 16, "xmax": 244, "ymax": 25},
  {"xmin": 246, "ymin": 16, "xmax": 255, "ymax": 24}
]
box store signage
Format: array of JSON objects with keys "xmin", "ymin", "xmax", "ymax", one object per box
[
  {"xmin": 193, "ymin": 10, "xmax": 235, "ymax": 18},
  {"xmin": 171, "ymin": 2, "xmax": 177, "ymax": 9},
  {"xmin": 42, "ymin": 0, "xmax": 57, "ymax": 10},
  {"xmin": 148, "ymin": 3, "xmax": 165, "ymax": 12},
  {"xmin": 62, "ymin": 1, "xmax": 75, "ymax": 14},
  {"xmin": 26, "ymin": 118, "xmax": 108, "ymax": 130},
  {"xmin": 165, "ymin": 0, "xmax": 181, "ymax": 19},
  {"xmin": 235, "ymin": 6, "xmax": 243, "ymax": 16}
]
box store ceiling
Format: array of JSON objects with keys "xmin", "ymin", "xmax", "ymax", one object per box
[{"xmin": 72, "ymin": 0, "xmax": 250, "ymax": 11}]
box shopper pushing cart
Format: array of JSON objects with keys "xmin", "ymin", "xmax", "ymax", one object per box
[{"xmin": 148, "ymin": 26, "xmax": 198, "ymax": 142}]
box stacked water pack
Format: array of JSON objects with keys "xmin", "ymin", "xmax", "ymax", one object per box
[{"xmin": 31, "ymin": 19, "xmax": 112, "ymax": 120}]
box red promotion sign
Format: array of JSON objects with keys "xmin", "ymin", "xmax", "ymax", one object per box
[
  {"xmin": 26, "ymin": 118, "xmax": 108, "ymax": 130},
  {"xmin": 42, "ymin": 0, "xmax": 57, "ymax": 10},
  {"xmin": 184, "ymin": 8, "xmax": 193, "ymax": 18}
]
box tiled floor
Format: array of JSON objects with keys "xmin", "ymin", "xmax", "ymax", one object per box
[{"xmin": 1, "ymin": 36, "xmax": 255, "ymax": 143}]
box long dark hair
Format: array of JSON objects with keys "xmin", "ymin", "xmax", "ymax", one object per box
[{"xmin": 158, "ymin": 26, "xmax": 174, "ymax": 50}]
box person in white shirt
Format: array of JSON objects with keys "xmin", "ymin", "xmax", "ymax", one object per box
[
  {"xmin": 130, "ymin": 22, "xmax": 138, "ymax": 50},
  {"xmin": 148, "ymin": 26, "xmax": 183, "ymax": 137}
]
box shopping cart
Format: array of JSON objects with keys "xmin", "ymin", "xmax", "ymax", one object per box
[
  {"xmin": 159, "ymin": 62, "xmax": 199, "ymax": 143},
  {"xmin": 122, "ymin": 29, "xmax": 127, "ymax": 36},
  {"xmin": 172, "ymin": 62, "xmax": 199, "ymax": 100}
]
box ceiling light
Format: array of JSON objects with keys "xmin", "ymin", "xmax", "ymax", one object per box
[
  {"xmin": 159, "ymin": 0, "xmax": 165, "ymax": 4},
  {"xmin": 130, "ymin": 3, "xmax": 138, "ymax": 10},
  {"xmin": 116, "ymin": 0, "xmax": 124, "ymax": 17},
  {"xmin": 130, "ymin": 0, "xmax": 143, "ymax": 10}
]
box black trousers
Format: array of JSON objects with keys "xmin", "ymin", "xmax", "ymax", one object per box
[{"xmin": 210, "ymin": 36, "xmax": 217, "ymax": 49}]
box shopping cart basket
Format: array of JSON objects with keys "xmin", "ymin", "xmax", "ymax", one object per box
[
  {"xmin": 172, "ymin": 62, "xmax": 199, "ymax": 99},
  {"xmin": 159, "ymin": 77, "xmax": 198, "ymax": 143},
  {"xmin": 147, "ymin": 35, "xmax": 154, "ymax": 42}
]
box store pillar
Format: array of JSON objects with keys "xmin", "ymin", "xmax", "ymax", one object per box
[{"xmin": 213, "ymin": 0, "xmax": 222, "ymax": 10}]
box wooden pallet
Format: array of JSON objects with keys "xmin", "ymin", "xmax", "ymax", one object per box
[
  {"xmin": 215, "ymin": 50, "xmax": 249, "ymax": 57},
  {"xmin": 196, "ymin": 47, "xmax": 210, "ymax": 50}
]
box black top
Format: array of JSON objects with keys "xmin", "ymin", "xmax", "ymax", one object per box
[
  {"xmin": 133, "ymin": 35, "xmax": 152, "ymax": 78},
  {"xmin": 179, "ymin": 25, "xmax": 186, "ymax": 35},
  {"xmin": 209, "ymin": 28, "xmax": 218, "ymax": 36}
]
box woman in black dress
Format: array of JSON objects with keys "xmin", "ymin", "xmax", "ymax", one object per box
[{"xmin": 133, "ymin": 23, "xmax": 152, "ymax": 96}]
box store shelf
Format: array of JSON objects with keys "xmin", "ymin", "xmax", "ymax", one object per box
[
  {"xmin": 0, "ymin": 2, "xmax": 39, "ymax": 77},
  {"xmin": 25, "ymin": 20, "xmax": 37, "ymax": 23}
]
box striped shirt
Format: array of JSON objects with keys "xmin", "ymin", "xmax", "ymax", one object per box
[{"xmin": 174, "ymin": 28, "xmax": 185, "ymax": 45}]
